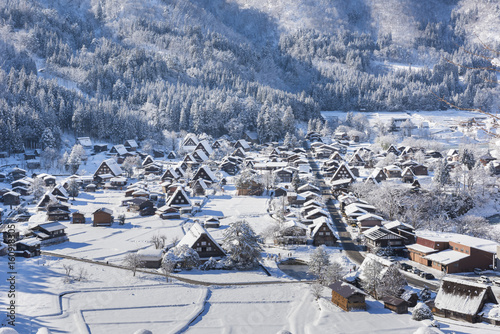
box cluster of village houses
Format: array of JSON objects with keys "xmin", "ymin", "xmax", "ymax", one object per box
[{"xmin": 1, "ymin": 130, "xmax": 500, "ymax": 324}]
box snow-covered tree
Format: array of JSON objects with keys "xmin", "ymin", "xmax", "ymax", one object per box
[
  {"xmin": 378, "ymin": 265, "xmax": 407, "ymax": 298},
  {"xmin": 163, "ymin": 244, "xmax": 200, "ymax": 269},
  {"xmin": 67, "ymin": 144, "xmax": 86, "ymax": 174},
  {"xmin": 123, "ymin": 253, "xmax": 144, "ymax": 276},
  {"xmin": 433, "ymin": 159, "xmax": 450, "ymax": 189},
  {"xmin": 161, "ymin": 257, "xmax": 176, "ymax": 282},
  {"xmin": 308, "ymin": 245, "xmax": 331, "ymax": 284},
  {"xmin": 360, "ymin": 258, "xmax": 384, "ymax": 299},
  {"xmin": 66, "ymin": 179, "xmax": 79, "ymax": 200},
  {"xmin": 325, "ymin": 261, "xmax": 344, "ymax": 285},
  {"xmin": 121, "ymin": 155, "xmax": 141, "ymax": 178},
  {"xmin": 222, "ymin": 220, "xmax": 261, "ymax": 269},
  {"xmin": 30, "ymin": 177, "xmax": 47, "ymax": 201},
  {"xmin": 310, "ymin": 282, "xmax": 324, "ymax": 301},
  {"xmin": 412, "ymin": 302, "xmax": 433, "ymax": 321}
]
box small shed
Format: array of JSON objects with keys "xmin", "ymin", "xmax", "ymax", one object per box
[
  {"xmin": 137, "ymin": 249, "xmax": 163, "ymax": 268},
  {"xmin": 72, "ymin": 212, "xmax": 86, "ymax": 224},
  {"xmin": 328, "ymin": 281, "xmax": 367, "ymax": 311},
  {"xmin": 381, "ymin": 296, "xmax": 408, "ymax": 314},
  {"xmin": 92, "ymin": 208, "xmax": 113, "ymax": 227},
  {"xmin": 204, "ymin": 217, "xmax": 220, "ymax": 228}
]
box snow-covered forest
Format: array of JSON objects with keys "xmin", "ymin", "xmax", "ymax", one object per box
[{"xmin": 0, "ymin": 0, "xmax": 500, "ymax": 152}]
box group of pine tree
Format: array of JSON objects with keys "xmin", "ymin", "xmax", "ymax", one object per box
[{"xmin": 0, "ymin": 0, "xmax": 497, "ymax": 153}]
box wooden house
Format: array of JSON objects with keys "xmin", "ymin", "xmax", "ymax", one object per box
[
  {"xmin": 363, "ymin": 225, "xmax": 407, "ymax": 255},
  {"xmin": 31, "ymin": 222, "xmax": 67, "ymax": 241},
  {"xmin": 204, "ymin": 216, "xmax": 221, "ymax": 228},
  {"xmin": 275, "ymin": 168, "xmax": 294, "ymax": 183},
  {"xmin": 383, "ymin": 165, "xmax": 402, "ymax": 178},
  {"xmin": 166, "ymin": 187, "xmax": 192, "ymax": 213},
  {"xmin": 369, "ymin": 168, "xmax": 387, "ymax": 183},
  {"xmin": 220, "ymin": 161, "xmax": 239, "ymax": 175},
  {"xmin": 195, "ymin": 140, "xmax": 213, "ymax": 157},
  {"xmin": 15, "ymin": 238, "xmax": 41, "ymax": 257},
  {"xmin": 410, "ymin": 164, "xmax": 428, "ymax": 176},
  {"xmin": 72, "ymin": 212, "xmax": 86, "ymax": 224},
  {"xmin": 382, "ymin": 296, "xmax": 408, "ymax": 314},
  {"xmin": 93, "ymin": 144, "xmax": 108, "ymax": 153},
  {"xmin": 383, "ymin": 220, "xmax": 415, "ymax": 245},
  {"xmin": 310, "ymin": 218, "xmax": 337, "ymax": 246},
  {"xmin": 193, "ymin": 166, "xmax": 217, "ymax": 183},
  {"xmin": 234, "ymin": 139, "xmax": 250, "ymax": 151},
  {"xmin": 429, "ymin": 277, "xmax": 498, "ymax": 323},
  {"xmin": 192, "ymin": 149, "xmax": 209, "ymax": 163},
  {"xmin": 93, "ymin": 159, "xmax": 123, "ymax": 181},
  {"xmin": 161, "ymin": 168, "xmax": 180, "ymax": 182},
  {"xmin": 401, "ymin": 167, "xmax": 415, "ymax": 183},
  {"xmin": 348, "ymin": 153, "xmax": 365, "ymax": 167},
  {"xmin": 357, "ymin": 213, "xmax": 384, "ymax": 232},
  {"xmin": 400, "ymin": 289, "xmax": 419, "ymax": 308},
  {"xmin": 386, "ymin": 145, "xmax": 401, "ymax": 156},
  {"xmin": 329, "ymin": 281, "xmax": 367, "ymax": 311},
  {"xmin": 177, "ymin": 222, "xmax": 226, "ymax": 260},
  {"xmin": 331, "ymin": 163, "xmax": 355, "ymax": 182},
  {"xmin": 182, "ymin": 134, "xmax": 199, "ymax": 151},
  {"xmin": 109, "ymin": 144, "xmax": 128, "ymax": 156},
  {"xmin": 92, "ymin": 208, "xmax": 113, "ymax": 227},
  {"xmin": 3, "ymin": 191, "xmax": 20, "ymax": 206},
  {"xmin": 274, "ymin": 220, "xmax": 307, "ymax": 245},
  {"xmin": 9, "ymin": 168, "xmax": 27, "ymax": 181},
  {"xmin": 143, "ymin": 163, "xmax": 163, "ymax": 175},
  {"xmin": 191, "ymin": 178, "xmax": 209, "ymax": 196},
  {"xmin": 157, "ymin": 206, "xmax": 181, "ymax": 219},
  {"xmin": 124, "ymin": 139, "xmax": 139, "ymax": 152},
  {"xmin": 232, "ymin": 147, "xmax": 246, "ymax": 158},
  {"xmin": 142, "ymin": 155, "xmax": 154, "ymax": 166},
  {"xmin": 166, "ymin": 151, "xmax": 177, "ymax": 159},
  {"xmin": 46, "ymin": 203, "xmax": 70, "ymax": 221}
]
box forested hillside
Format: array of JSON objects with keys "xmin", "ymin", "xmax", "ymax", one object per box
[{"xmin": 0, "ymin": 0, "xmax": 499, "ymax": 152}]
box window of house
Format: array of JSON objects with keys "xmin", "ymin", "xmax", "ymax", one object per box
[
  {"xmin": 319, "ymin": 232, "xmax": 324, "ymax": 236},
  {"xmin": 196, "ymin": 247, "xmax": 202, "ymax": 252},
  {"xmin": 201, "ymin": 241, "xmax": 206, "ymax": 246},
  {"xmin": 207, "ymin": 247, "xmax": 212, "ymax": 251}
]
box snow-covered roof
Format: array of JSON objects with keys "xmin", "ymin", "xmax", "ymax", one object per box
[
  {"xmin": 125, "ymin": 139, "xmax": 138, "ymax": 148},
  {"xmin": 310, "ymin": 220, "xmax": 338, "ymax": 239},
  {"xmin": 197, "ymin": 140, "xmax": 213, "ymax": 155},
  {"xmin": 405, "ymin": 243, "xmax": 438, "ymax": 254},
  {"xmin": 137, "ymin": 248, "xmax": 163, "ymax": 260},
  {"xmin": 16, "ymin": 238, "xmax": 41, "ymax": 246},
  {"xmin": 356, "ymin": 213, "xmax": 384, "ymax": 222},
  {"xmin": 328, "ymin": 281, "xmax": 367, "ymax": 298},
  {"xmin": 93, "ymin": 208, "xmax": 113, "ymax": 215},
  {"xmin": 424, "ymin": 249, "xmax": 469, "ymax": 265},
  {"xmin": 363, "ymin": 225, "xmax": 404, "ymax": 241},
  {"xmin": 197, "ymin": 165, "xmax": 217, "ymax": 181},
  {"xmin": 77, "ymin": 137, "xmax": 92, "ymax": 147},
  {"xmin": 344, "ymin": 205, "xmax": 368, "ymax": 217},
  {"xmin": 177, "ymin": 222, "xmax": 221, "ymax": 252},
  {"xmin": 384, "ymin": 164, "xmax": 402, "ymax": 171},
  {"xmin": 383, "ymin": 220, "xmax": 414, "ymax": 231},
  {"xmin": 193, "ymin": 149, "xmax": 209, "ymax": 161},
  {"xmin": 435, "ymin": 277, "xmax": 496, "ymax": 316},
  {"xmin": 417, "ymin": 230, "xmax": 499, "ymax": 254},
  {"xmin": 35, "ymin": 222, "xmax": 67, "ymax": 232},
  {"xmin": 112, "ymin": 144, "xmax": 128, "ymax": 155}
]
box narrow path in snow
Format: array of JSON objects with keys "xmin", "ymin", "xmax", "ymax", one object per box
[{"xmin": 176, "ymin": 288, "xmax": 212, "ymax": 333}]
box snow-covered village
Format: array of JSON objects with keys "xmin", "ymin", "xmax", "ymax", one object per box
[
  {"xmin": 4, "ymin": 1, "xmax": 500, "ymax": 334},
  {"xmin": 2, "ymin": 109, "xmax": 500, "ymax": 334}
]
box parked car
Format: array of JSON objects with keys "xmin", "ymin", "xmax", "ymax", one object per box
[
  {"xmin": 412, "ymin": 268, "xmax": 422, "ymax": 275},
  {"xmin": 400, "ymin": 263, "xmax": 412, "ymax": 271},
  {"xmin": 474, "ymin": 268, "xmax": 483, "ymax": 275},
  {"xmin": 493, "ymin": 279, "xmax": 500, "ymax": 287},
  {"xmin": 477, "ymin": 276, "xmax": 491, "ymax": 284},
  {"xmin": 420, "ymin": 272, "xmax": 435, "ymax": 280}
]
